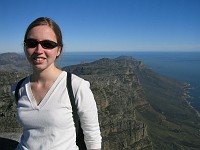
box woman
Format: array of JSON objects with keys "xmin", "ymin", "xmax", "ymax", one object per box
[{"xmin": 11, "ymin": 17, "xmax": 102, "ymax": 150}]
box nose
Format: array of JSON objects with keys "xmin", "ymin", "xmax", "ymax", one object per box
[{"xmin": 34, "ymin": 43, "xmax": 44, "ymax": 53}]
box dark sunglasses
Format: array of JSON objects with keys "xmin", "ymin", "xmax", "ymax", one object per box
[{"xmin": 24, "ymin": 39, "xmax": 60, "ymax": 49}]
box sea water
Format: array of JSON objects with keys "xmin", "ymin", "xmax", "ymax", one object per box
[{"xmin": 56, "ymin": 51, "xmax": 200, "ymax": 113}]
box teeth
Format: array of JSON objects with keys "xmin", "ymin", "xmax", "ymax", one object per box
[{"xmin": 34, "ymin": 58, "xmax": 44, "ymax": 61}]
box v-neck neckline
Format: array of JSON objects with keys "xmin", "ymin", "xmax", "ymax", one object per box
[{"xmin": 26, "ymin": 71, "xmax": 65, "ymax": 109}]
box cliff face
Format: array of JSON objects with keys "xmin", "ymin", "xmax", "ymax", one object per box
[
  {"xmin": 132, "ymin": 60, "xmax": 200, "ymax": 150},
  {"xmin": 63, "ymin": 58, "xmax": 152, "ymax": 149},
  {"xmin": 0, "ymin": 53, "xmax": 200, "ymax": 150}
]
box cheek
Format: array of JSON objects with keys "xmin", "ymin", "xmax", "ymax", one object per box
[
  {"xmin": 25, "ymin": 47, "xmax": 35, "ymax": 54},
  {"xmin": 46, "ymin": 50, "xmax": 58, "ymax": 60},
  {"xmin": 24, "ymin": 48, "xmax": 34, "ymax": 58},
  {"xmin": 24, "ymin": 49, "xmax": 34, "ymax": 64}
]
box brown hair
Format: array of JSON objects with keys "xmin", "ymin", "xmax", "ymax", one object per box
[{"xmin": 24, "ymin": 17, "xmax": 63, "ymax": 58}]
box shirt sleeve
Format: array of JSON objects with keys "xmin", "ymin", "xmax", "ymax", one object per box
[{"xmin": 72, "ymin": 76, "xmax": 102, "ymax": 149}]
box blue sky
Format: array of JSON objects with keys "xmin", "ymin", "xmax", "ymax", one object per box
[{"xmin": 0, "ymin": 0, "xmax": 199, "ymax": 53}]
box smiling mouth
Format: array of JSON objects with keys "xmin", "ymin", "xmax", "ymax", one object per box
[
  {"xmin": 34, "ymin": 57, "xmax": 45, "ymax": 61},
  {"xmin": 32, "ymin": 57, "xmax": 46, "ymax": 63}
]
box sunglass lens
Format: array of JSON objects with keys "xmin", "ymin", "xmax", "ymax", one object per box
[
  {"xmin": 25, "ymin": 39, "xmax": 38, "ymax": 48},
  {"xmin": 25, "ymin": 39, "xmax": 58, "ymax": 49},
  {"xmin": 41, "ymin": 41, "xmax": 57, "ymax": 49}
]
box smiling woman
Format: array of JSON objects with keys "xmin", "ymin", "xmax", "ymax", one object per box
[
  {"xmin": 10, "ymin": 17, "xmax": 102, "ymax": 150},
  {"xmin": 24, "ymin": 25, "xmax": 62, "ymax": 71}
]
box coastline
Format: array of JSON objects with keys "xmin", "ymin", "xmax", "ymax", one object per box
[
  {"xmin": 183, "ymin": 83, "xmax": 200, "ymax": 118},
  {"xmin": 60, "ymin": 51, "xmax": 200, "ymax": 114}
]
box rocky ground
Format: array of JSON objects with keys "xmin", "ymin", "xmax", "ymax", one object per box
[{"xmin": 0, "ymin": 132, "xmax": 21, "ymax": 142}]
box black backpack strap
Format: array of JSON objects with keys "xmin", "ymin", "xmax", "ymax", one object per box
[
  {"xmin": 67, "ymin": 72, "xmax": 79, "ymax": 130},
  {"xmin": 66, "ymin": 72, "xmax": 87, "ymax": 150},
  {"xmin": 15, "ymin": 77, "xmax": 26, "ymax": 103}
]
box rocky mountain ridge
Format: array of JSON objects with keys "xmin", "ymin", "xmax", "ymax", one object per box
[
  {"xmin": 0, "ymin": 52, "xmax": 31, "ymax": 72},
  {"xmin": 0, "ymin": 53, "xmax": 200, "ymax": 150},
  {"xmin": 63, "ymin": 56, "xmax": 200, "ymax": 150}
]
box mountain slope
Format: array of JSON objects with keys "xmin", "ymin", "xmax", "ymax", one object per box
[
  {"xmin": 0, "ymin": 52, "xmax": 30, "ymax": 72},
  {"xmin": 0, "ymin": 53, "xmax": 199, "ymax": 149},
  {"xmin": 63, "ymin": 56, "xmax": 200, "ymax": 150}
]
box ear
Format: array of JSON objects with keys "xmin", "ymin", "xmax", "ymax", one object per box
[{"xmin": 56, "ymin": 47, "xmax": 62, "ymax": 59}]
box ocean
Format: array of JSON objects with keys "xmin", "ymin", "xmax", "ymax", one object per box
[{"xmin": 56, "ymin": 51, "xmax": 200, "ymax": 113}]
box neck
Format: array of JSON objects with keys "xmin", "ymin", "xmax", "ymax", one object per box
[{"xmin": 31, "ymin": 66, "xmax": 62, "ymax": 83}]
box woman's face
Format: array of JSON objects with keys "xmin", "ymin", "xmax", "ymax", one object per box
[{"xmin": 25, "ymin": 25, "xmax": 61, "ymax": 71}]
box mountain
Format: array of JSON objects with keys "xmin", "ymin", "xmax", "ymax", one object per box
[
  {"xmin": 0, "ymin": 53, "xmax": 200, "ymax": 149},
  {"xmin": 63, "ymin": 56, "xmax": 200, "ymax": 150},
  {"xmin": 0, "ymin": 52, "xmax": 31, "ymax": 72}
]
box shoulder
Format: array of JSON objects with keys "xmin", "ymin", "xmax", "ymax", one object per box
[
  {"xmin": 10, "ymin": 77, "xmax": 29, "ymax": 100},
  {"xmin": 71, "ymin": 73, "xmax": 88, "ymax": 86},
  {"xmin": 65, "ymin": 71, "xmax": 90, "ymax": 94},
  {"xmin": 11, "ymin": 77, "xmax": 27, "ymax": 93}
]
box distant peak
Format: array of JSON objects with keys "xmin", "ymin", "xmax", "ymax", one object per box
[{"xmin": 115, "ymin": 56, "xmax": 135, "ymax": 61}]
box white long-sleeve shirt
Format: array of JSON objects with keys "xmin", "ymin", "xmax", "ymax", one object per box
[{"xmin": 11, "ymin": 71, "xmax": 102, "ymax": 150}]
